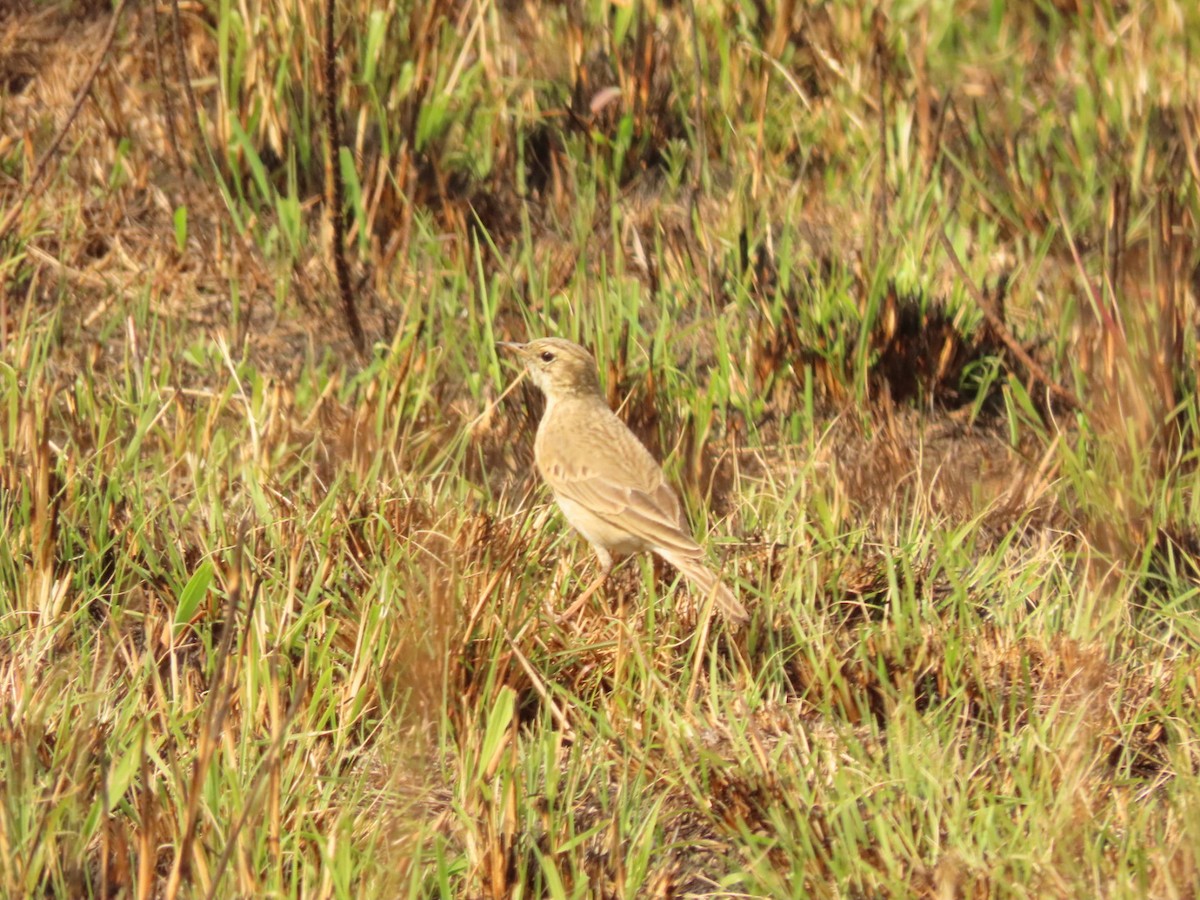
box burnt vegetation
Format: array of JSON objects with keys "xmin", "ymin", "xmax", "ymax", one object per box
[{"xmin": 2, "ymin": 0, "xmax": 1200, "ymax": 896}]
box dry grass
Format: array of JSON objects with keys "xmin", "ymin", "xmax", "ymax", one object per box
[{"xmin": 2, "ymin": 0, "xmax": 1200, "ymax": 896}]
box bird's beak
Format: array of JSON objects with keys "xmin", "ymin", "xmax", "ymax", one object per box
[{"xmin": 495, "ymin": 342, "xmax": 529, "ymax": 392}]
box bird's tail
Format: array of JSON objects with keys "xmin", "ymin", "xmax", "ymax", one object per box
[{"xmin": 659, "ymin": 550, "xmax": 749, "ymax": 627}]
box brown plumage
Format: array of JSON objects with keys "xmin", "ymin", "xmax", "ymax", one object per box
[{"xmin": 499, "ymin": 337, "xmax": 748, "ymax": 626}]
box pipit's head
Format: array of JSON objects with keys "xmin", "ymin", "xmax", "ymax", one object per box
[{"xmin": 498, "ymin": 337, "xmax": 602, "ymax": 400}]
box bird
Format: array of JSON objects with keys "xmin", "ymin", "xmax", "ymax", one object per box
[{"xmin": 498, "ymin": 337, "xmax": 748, "ymax": 626}]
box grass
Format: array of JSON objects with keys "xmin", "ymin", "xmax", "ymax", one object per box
[{"xmin": 2, "ymin": 0, "xmax": 1200, "ymax": 896}]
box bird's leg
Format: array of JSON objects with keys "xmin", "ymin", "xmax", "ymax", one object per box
[{"xmin": 558, "ymin": 547, "xmax": 613, "ymax": 622}]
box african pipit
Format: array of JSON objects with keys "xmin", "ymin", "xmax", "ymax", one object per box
[{"xmin": 499, "ymin": 337, "xmax": 748, "ymax": 626}]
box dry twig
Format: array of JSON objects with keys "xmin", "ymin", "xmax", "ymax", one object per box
[
  {"xmin": 325, "ymin": 0, "xmax": 367, "ymax": 357},
  {"xmin": 937, "ymin": 228, "xmax": 1082, "ymax": 411}
]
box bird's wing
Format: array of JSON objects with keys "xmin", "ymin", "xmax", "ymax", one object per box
[
  {"xmin": 539, "ymin": 406, "xmax": 700, "ymax": 556},
  {"xmin": 548, "ymin": 468, "xmax": 701, "ymax": 557}
]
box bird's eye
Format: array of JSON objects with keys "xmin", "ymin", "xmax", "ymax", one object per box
[{"xmin": 539, "ymin": 351, "xmax": 555, "ymax": 362}]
